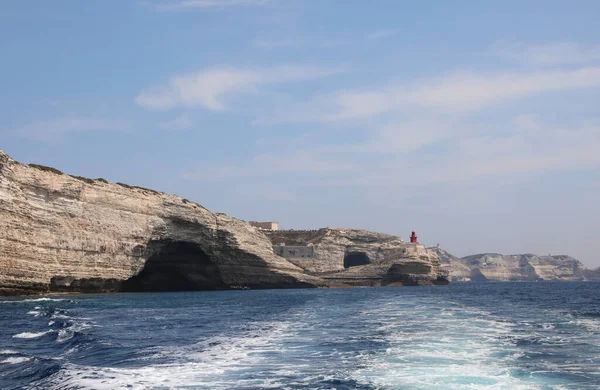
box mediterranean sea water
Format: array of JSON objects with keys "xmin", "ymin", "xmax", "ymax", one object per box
[{"xmin": 1, "ymin": 282, "xmax": 599, "ymax": 389}]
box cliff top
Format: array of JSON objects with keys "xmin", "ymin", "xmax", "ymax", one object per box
[{"xmin": 0, "ymin": 148, "xmax": 210, "ymax": 212}]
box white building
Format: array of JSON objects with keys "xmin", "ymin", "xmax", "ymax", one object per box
[{"xmin": 249, "ymin": 221, "xmax": 280, "ymax": 231}]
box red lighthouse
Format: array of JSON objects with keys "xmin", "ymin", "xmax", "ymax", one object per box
[{"xmin": 410, "ymin": 231, "xmax": 418, "ymax": 243}]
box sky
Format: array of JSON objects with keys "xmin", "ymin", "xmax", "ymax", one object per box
[{"xmin": 1, "ymin": 0, "xmax": 600, "ymax": 266}]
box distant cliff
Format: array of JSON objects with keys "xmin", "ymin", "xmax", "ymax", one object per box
[
  {"xmin": 429, "ymin": 246, "xmax": 600, "ymax": 282},
  {"xmin": 0, "ymin": 149, "xmax": 324, "ymax": 295}
]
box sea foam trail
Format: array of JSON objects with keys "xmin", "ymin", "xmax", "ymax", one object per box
[
  {"xmin": 345, "ymin": 300, "xmax": 545, "ymax": 389},
  {"xmin": 5, "ymin": 284, "xmax": 600, "ymax": 389},
  {"xmin": 31, "ymin": 320, "xmax": 299, "ymax": 390},
  {"xmin": 30, "ymin": 299, "xmax": 558, "ymax": 390}
]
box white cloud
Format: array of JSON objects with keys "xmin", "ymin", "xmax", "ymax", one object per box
[
  {"xmin": 136, "ymin": 65, "xmax": 344, "ymax": 111},
  {"xmin": 366, "ymin": 29, "xmax": 399, "ymax": 40},
  {"xmin": 159, "ymin": 113, "xmax": 193, "ymax": 130},
  {"xmin": 181, "ymin": 149, "xmax": 363, "ymax": 182},
  {"xmin": 147, "ymin": 0, "xmax": 271, "ymax": 11},
  {"xmin": 188, "ymin": 116, "xmax": 600, "ymax": 190},
  {"xmin": 12, "ymin": 117, "xmax": 128, "ymax": 141},
  {"xmin": 491, "ymin": 41, "xmax": 600, "ymax": 66},
  {"xmin": 324, "ymin": 67, "xmax": 600, "ymax": 121}
]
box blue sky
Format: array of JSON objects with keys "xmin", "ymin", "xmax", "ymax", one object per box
[{"xmin": 1, "ymin": 0, "xmax": 600, "ymax": 266}]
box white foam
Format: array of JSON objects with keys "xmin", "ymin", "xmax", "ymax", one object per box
[
  {"xmin": 12, "ymin": 330, "xmax": 54, "ymax": 339},
  {"xmin": 24, "ymin": 297, "xmax": 66, "ymax": 302},
  {"xmin": 34, "ymin": 320, "xmax": 300, "ymax": 389},
  {"xmin": 0, "ymin": 297, "xmax": 67, "ymax": 304},
  {"xmin": 0, "ymin": 349, "xmax": 18, "ymax": 355},
  {"xmin": 539, "ymin": 323, "xmax": 556, "ymax": 330},
  {"xmin": 56, "ymin": 322, "xmax": 92, "ymax": 343},
  {"xmin": 348, "ymin": 298, "xmax": 556, "ymax": 389},
  {"xmin": 573, "ymin": 318, "xmax": 600, "ymax": 332},
  {"xmin": 0, "ymin": 356, "xmax": 32, "ymax": 364}
]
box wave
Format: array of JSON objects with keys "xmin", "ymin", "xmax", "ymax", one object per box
[
  {"xmin": 0, "ymin": 297, "xmax": 67, "ymax": 304},
  {"xmin": 32, "ymin": 319, "xmax": 301, "ymax": 389},
  {"xmin": 572, "ymin": 318, "xmax": 600, "ymax": 332},
  {"xmin": 56, "ymin": 322, "xmax": 92, "ymax": 343},
  {"xmin": 12, "ymin": 330, "xmax": 54, "ymax": 339},
  {"xmin": 1, "ymin": 357, "xmax": 32, "ymax": 364}
]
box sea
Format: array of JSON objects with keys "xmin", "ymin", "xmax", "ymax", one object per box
[{"xmin": 1, "ymin": 282, "xmax": 599, "ymax": 390}]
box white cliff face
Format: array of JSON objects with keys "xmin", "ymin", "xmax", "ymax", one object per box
[
  {"xmin": 429, "ymin": 246, "xmax": 597, "ymax": 282},
  {"xmin": 461, "ymin": 253, "xmax": 586, "ymax": 281},
  {"xmin": 0, "ymin": 150, "xmax": 321, "ymax": 295}
]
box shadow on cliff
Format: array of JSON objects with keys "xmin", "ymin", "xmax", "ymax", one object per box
[
  {"xmin": 49, "ymin": 239, "xmax": 228, "ymax": 293},
  {"xmin": 121, "ymin": 240, "xmax": 227, "ymax": 292}
]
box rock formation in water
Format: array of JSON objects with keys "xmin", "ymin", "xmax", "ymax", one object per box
[
  {"xmin": 429, "ymin": 246, "xmax": 599, "ymax": 282},
  {"xmin": 0, "ymin": 149, "xmax": 325, "ymax": 296},
  {"xmin": 265, "ymin": 229, "xmax": 448, "ymax": 286}
]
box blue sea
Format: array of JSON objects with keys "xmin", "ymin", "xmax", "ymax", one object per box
[{"xmin": 1, "ymin": 282, "xmax": 599, "ymax": 389}]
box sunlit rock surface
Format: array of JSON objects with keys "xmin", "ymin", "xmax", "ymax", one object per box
[
  {"xmin": 0, "ymin": 149, "xmax": 323, "ymax": 296},
  {"xmin": 429, "ymin": 246, "xmax": 600, "ymax": 282},
  {"xmin": 266, "ymin": 228, "xmax": 448, "ymax": 286}
]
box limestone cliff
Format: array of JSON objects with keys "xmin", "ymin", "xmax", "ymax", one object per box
[
  {"xmin": 266, "ymin": 229, "xmax": 448, "ymax": 286},
  {"xmin": 0, "ymin": 149, "xmax": 323, "ymax": 296},
  {"xmin": 428, "ymin": 246, "xmax": 599, "ymax": 282},
  {"xmin": 430, "ymin": 247, "xmax": 471, "ymax": 281}
]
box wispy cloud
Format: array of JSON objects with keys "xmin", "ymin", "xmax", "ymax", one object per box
[
  {"xmin": 145, "ymin": 0, "xmax": 271, "ymax": 11},
  {"xmin": 184, "ymin": 115, "xmax": 600, "ymax": 191},
  {"xmin": 12, "ymin": 117, "xmax": 128, "ymax": 141},
  {"xmin": 251, "ymin": 38, "xmax": 299, "ymax": 49},
  {"xmin": 256, "ymin": 66, "xmax": 600, "ymax": 125},
  {"xmin": 159, "ymin": 113, "xmax": 193, "ymax": 130},
  {"xmin": 491, "ymin": 41, "xmax": 600, "ymax": 66},
  {"xmin": 366, "ymin": 29, "xmax": 399, "ymax": 40},
  {"xmin": 181, "ymin": 150, "xmax": 364, "ymax": 181},
  {"xmin": 323, "ymin": 67, "xmax": 600, "ymax": 121},
  {"xmin": 135, "ymin": 64, "xmax": 344, "ymax": 111}
]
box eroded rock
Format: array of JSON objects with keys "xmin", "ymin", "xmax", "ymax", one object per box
[
  {"xmin": 0, "ymin": 149, "xmax": 323, "ymax": 295},
  {"xmin": 429, "ymin": 246, "xmax": 599, "ymax": 282},
  {"xmin": 265, "ymin": 228, "xmax": 449, "ymax": 286}
]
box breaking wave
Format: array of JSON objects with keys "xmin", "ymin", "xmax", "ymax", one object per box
[{"xmin": 12, "ymin": 330, "xmax": 55, "ymax": 339}]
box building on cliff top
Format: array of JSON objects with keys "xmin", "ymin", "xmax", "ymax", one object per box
[{"xmin": 249, "ymin": 221, "xmax": 279, "ymax": 231}]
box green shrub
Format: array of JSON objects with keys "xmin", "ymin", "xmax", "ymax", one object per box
[
  {"xmin": 117, "ymin": 182, "xmax": 160, "ymax": 195},
  {"xmin": 69, "ymin": 175, "xmax": 95, "ymax": 184},
  {"xmin": 28, "ymin": 164, "xmax": 63, "ymax": 175}
]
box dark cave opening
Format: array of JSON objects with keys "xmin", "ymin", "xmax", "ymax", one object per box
[
  {"xmin": 121, "ymin": 240, "xmax": 227, "ymax": 292},
  {"xmin": 343, "ymin": 252, "xmax": 371, "ymax": 268}
]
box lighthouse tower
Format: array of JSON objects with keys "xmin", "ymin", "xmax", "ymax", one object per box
[{"xmin": 410, "ymin": 231, "xmax": 418, "ymax": 243}]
